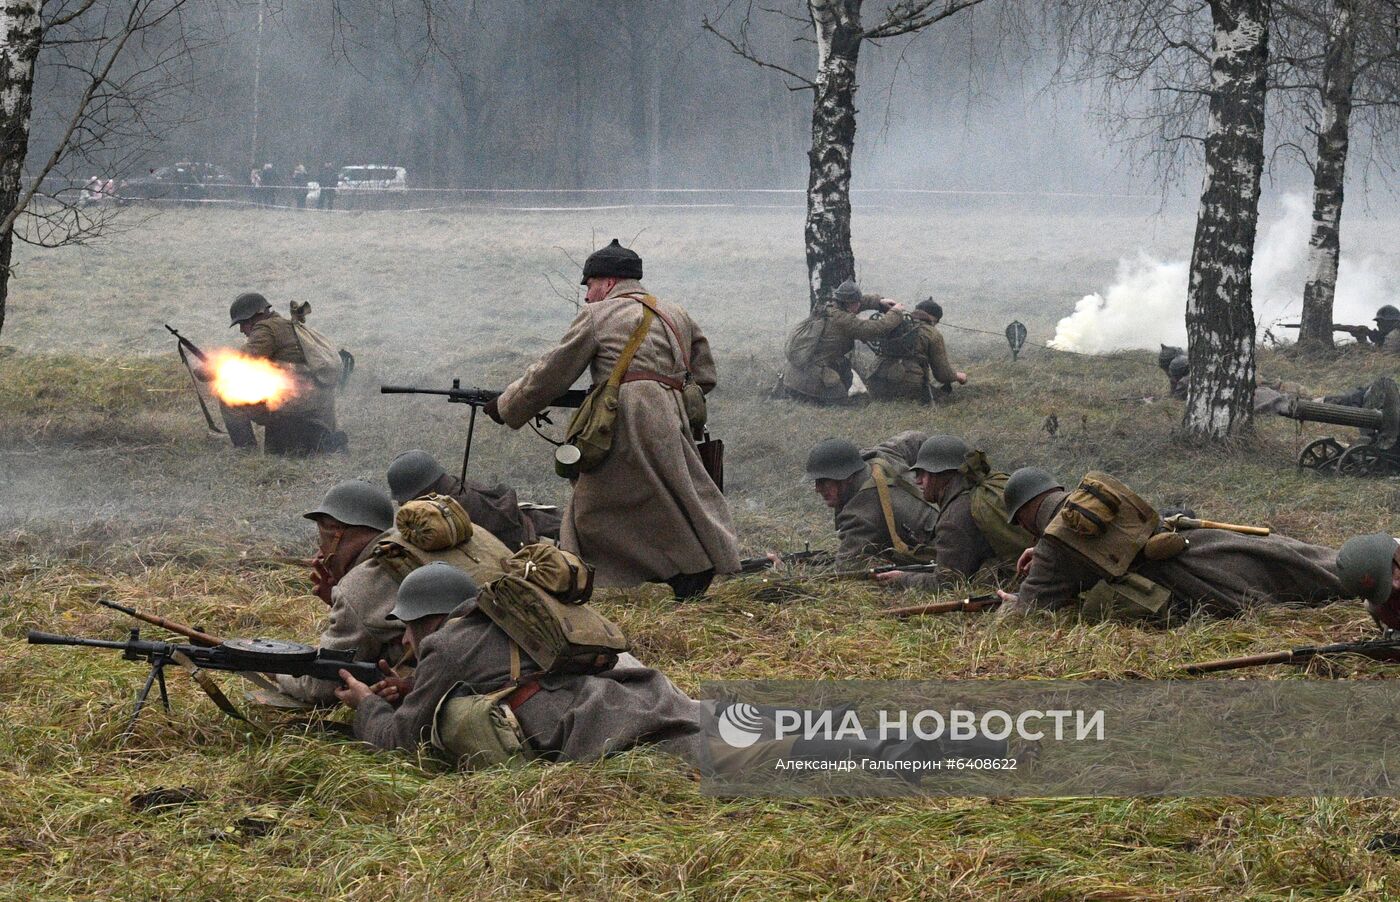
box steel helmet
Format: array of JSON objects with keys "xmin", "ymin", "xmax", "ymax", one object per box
[
  {"xmin": 229, "ymin": 291, "xmax": 271, "ymax": 327},
  {"xmin": 1337, "ymin": 534, "xmax": 1398, "ymax": 606},
  {"xmin": 302, "ymin": 480, "xmax": 395, "ymax": 531},
  {"xmin": 913, "ymin": 435, "xmax": 969, "ymax": 475},
  {"xmin": 387, "ymin": 450, "xmax": 447, "ymax": 505},
  {"xmin": 805, "ymin": 438, "xmax": 866, "ymax": 482},
  {"xmin": 832, "ymin": 280, "xmax": 861, "ymax": 304},
  {"xmin": 1003, "ymin": 467, "xmax": 1064, "ymax": 522},
  {"xmin": 389, "ymin": 562, "xmax": 479, "ymax": 622}
]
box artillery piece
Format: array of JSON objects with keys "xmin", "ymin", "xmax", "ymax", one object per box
[{"xmin": 1281, "ymin": 377, "xmax": 1400, "ymax": 476}]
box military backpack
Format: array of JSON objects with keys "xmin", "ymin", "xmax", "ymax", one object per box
[{"xmin": 959, "ymin": 451, "xmax": 1035, "ymax": 560}]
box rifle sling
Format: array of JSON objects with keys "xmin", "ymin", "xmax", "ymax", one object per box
[
  {"xmin": 176, "ymin": 343, "xmax": 225, "ymax": 434},
  {"xmin": 171, "ymin": 650, "xmax": 247, "ymax": 721},
  {"xmin": 870, "ymin": 461, "xmax": 911, "ymax": 556}
]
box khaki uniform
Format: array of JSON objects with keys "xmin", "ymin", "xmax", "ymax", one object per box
[
  {"xmin": 783, "ymin": 298, "xmax": 902, "ymax": 402},
  {"xmin": 278, "ymin": 527, "xmax": 512, "ymax": 704},
  {"xmin": 497, "ymin": 279, "xmax": 740, "ymax": 587},
  {"xmin": 353, "ymin": 604, "xmax": 712, "ymax": 764},
  {"xmin": 895, "ymin": 472, "xmax": 1018, "ymax": 588},
  {"xmin": 222, "ymin": 313, "xmax": 341, "ymax": 454},
  {"xmin": 868, "ymin": 320, "xmax": 959, "ymax": 402},
  {"xmin": 834, "ymin": 431, "xmax": 938, "ymax": 566},
  {"xmin": 1006, "ymin": 491, "xmax": 1345, "ymax": 619}
]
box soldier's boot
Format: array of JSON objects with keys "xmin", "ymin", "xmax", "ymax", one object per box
[
  {"xmin": 219, "ymin": 403, "xmax": 258, "ymax": 451},
  {"xmin": 667, "ymin": 569, "xmax": 715, "ymax": 601}
]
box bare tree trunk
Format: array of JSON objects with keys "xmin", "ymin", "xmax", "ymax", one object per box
[
  {"xmin": 1, "ymin": 0, "xmax": 42, "ymax": 337},
  {"xmin": 1183, "ymin": 0, "xmax": 1270, "ymax": 440},
  {"xmin": 1298, "ymin": 0, "xmax": 1355, "ymax": 352},
  {"xmin": 805, "ymin": 1, "xmax": 862, "ymax": 312}
]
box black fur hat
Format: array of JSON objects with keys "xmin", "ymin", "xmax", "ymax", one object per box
[{"xmin": 580, "ymin": 239, "xmax": 643, "ymax": 284}]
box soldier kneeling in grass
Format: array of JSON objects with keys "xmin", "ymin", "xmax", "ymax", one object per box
[{"xmin": 992, "ymin": 468, "xmax": 1348, "ymax": 623}]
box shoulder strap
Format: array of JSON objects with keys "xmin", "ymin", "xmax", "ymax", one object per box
[
  {"xmin": 869, "ymin": 461, "xmax": 911, "ymax": 555},
  {"xmin": 619, "ymin": 292, "xmax": 691, "ymax": 376},
  {"xmin": 605, "ymin": 304, "xmax": 656, "ymax": 390}
]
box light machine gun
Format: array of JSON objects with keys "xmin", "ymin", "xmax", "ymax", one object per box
[
  {"xmin": 381, "ymin": 381, "xmax": 586, "ymax": 483},
  {"xmin": 28, "ymin": 628, "xmax": 382, "ymax": 737}
]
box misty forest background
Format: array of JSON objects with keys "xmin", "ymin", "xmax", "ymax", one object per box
[{"xmin": 23, "ymin": 1, "xmax": 1231, "ymax": 196}]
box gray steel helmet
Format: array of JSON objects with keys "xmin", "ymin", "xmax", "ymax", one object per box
[
  {"xmin": 302, "ymin": 480, "xmax": 394, "ymax": 531},
  {"xmin": 805, "ymin": 438, "xmax": 866, "ymax": 482},
  {"xmin": 387, "ymin": 449, "xmax": 447, "ymax": 505},
  {"xmin": 389, "ymin": 562, "xmax": 479, "ymax": 622},
  {"xmin": 1337, "ymin": 533, "xmax": 1398, "ymax": 606},
  {"xmin": 1168, "ymin": 354, "xmax": 1189, "ymax": 379},
  {"xmin": 229, "ymin": 291, "xmax": 271, "ymax": 327},
  {"xmin": 1003, "ymin": 467, "xmax": 1064, "ymax": 522},
  {"xmin": 832, "ymin": 279, "xmax": 861, "ymax": 304},
  {"xmin": 1376, "ymin": 305, "xmax": 1400, "ymax": 323},
  {"xmin": 913, "ymin": 435, "xmax": 969, "ymax": 475}
]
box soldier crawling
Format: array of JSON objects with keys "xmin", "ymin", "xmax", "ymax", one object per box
[
  {"xmin": 802, "ymin": 432, "xmax": 937, "ymax": 567},
  {"xmin": 994, "ymin": 467, "xmax": 1348, "ymax": 622}
]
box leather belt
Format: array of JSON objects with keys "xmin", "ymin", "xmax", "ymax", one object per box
[
  {"xmin": 621, "ymin": 369, "xmax": 685, "ymax": 391},
  {"xmin": 504, "ymin": 679, "xmax": 543, "ymax": 711}
]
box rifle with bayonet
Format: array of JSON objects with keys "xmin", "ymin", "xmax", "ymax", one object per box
[
  {"xmin": 28, "ymin": 627, "xmax": 382, "ymax": 736},
  {"xmin": 881, "ymin": 593, "xmax": 1002, "ymax": 619},
  {"xmin": 164, "ymin": 323, "xmax": 224, "ymax": 434},
  {"xmin": 1179, "ymin": 634, "xmax": 1400, "ymax": 675},
  {"xmin": 737, "ymin": 545, "xmax": 834, "ymax": 574},
  {"xmin": 381, "ymin": 380, "xmax": 587, "ymax": 483}
]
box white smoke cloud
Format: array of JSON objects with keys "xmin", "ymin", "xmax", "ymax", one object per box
[{"xmin": 1049, "ymin": 193, "xmax": 1398, "ymax": 352}]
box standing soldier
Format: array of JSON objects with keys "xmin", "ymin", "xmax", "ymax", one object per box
[
  {"xmin": 483, "ymin": 239, "xmax": 740, "ymax": 599},
  {"xmin": 875, "ymin": 435, "xmax": 1030, "ymax": 587},
  {"xmin": 804, "ymin": 432, "xmax": 937, "ymax": 567},
  {"xmin": 780, "ymin": 280, "xmax": 907, "ymax": 404},
  {"xmin": 995, "ymin": 467, "xmax": 1346, "ymax": 621},
  {"xmin": 387, "ymin": 449, "xmax": 561, "ymax": 551},
  {"xmin": 204, "ymin": 292, "xmax": 347, "ymax": 455},
  {"xmin": 868, "ymin": 300, "xmax": 967, "ymax": 403}
]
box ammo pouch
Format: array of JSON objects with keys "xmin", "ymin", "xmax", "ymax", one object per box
[
  {"xmin": 1079, "ymin": 572, "xmax": 1173, "ymax": 622},
  {"xmin": 1043, "ymin": 471, "xmax": 1160, "ymax": 578},
  {"xmin": 430, "ymin": 682, "xmax": 532, "ymax": 770},
  {"xmin": 960, "ymin": 451, "xmax": 1035, "ymax": 560},
  {"xmin": 475, "ymin": 544, "xmax": 627, "ymax": 674},
  {"xmin": 396, "ymin": 493, "xmax": 472, "ymax": 550}
]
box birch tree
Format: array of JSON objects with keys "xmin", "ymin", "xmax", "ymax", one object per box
[
  {"xmin": 1277, "ymin": 0, "xmax": 1400, "ymax": 351},
  {"xmin": 705, "ymin": 0, "xmax": 990, "ymax": 311},
  {"xmin": 0, "ymin": 0, "xmax": 204, "ymax": 337},
  {"xmin": 1056, "ymin": 0, "xmax": 1272, "ymax": 440}
]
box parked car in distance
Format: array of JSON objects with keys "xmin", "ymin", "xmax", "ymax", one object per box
[
  {"xmin": 119, "ymin": 162, "xmax": 235, "ymax": 202},
  {"xmin": 337, "ymin": 165, "xmax": 408, "ymax": 191}
]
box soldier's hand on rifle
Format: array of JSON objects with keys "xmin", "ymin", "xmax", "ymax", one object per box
[
  {"xmin": 483, "ymin": 397, "xmax": 505, "ymax": 425},
  {"xmin": 872, "ymin": 570, "xmax": 905, "ymax": 587},
  {"xmin": 1015, "ymin": 547, "xmax": 1035, "ymax": 578},
  {"xmin": 370, "ymin": 659, "xmax": 414, "ymax": 705},
  {"xmin": 995, "ymin": 589, "xmax": 1019, "ymax": 605},
  {"xmin": 334, "ymin": 669, "xmax": 373, "ymax": 708}
]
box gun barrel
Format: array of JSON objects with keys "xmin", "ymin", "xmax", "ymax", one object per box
[
  {"xmin": 881, "ymin": 595, "xmax": 1000, "ymax": 618},
  {"xmin": 27, "ymin": 630, "xmax": 142, "ymax": 651},
  {"xmin": 98, "ymin": 599, "xmax": 224, "ymax": 647},
  {"xmin": 380, "ymin": 385, "xmax": 455, "ymax": 396},
  {"xmin": 1281, "ymin": 398, "xmax": 1385, "ymax": 431}
]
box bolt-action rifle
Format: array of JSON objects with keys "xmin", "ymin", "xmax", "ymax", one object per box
[
  {"xmin": 1179, "ymin": 634, "xmax": 1400, "ymax": 675},
  {"xmin": 381, "ymin": 381, "xmax": 587, "ymax": 483},
  {"xmin": 737, "ymin": 545, "xmax": 834, "ymax": 573},
  {"xmin": 1279, "ymin": 323, "xmax": 1377, "ymax": 341},
  {"xmin": 28, "ymin": 628, "xmax": 382, "ymax": 736},
  {"xmin": 164, "ymin": 323, "xmax": 224, "ymax": 434},
  {"xmin": 880, "ymin": 593, "xmax": 1002, "ymax": 619}
]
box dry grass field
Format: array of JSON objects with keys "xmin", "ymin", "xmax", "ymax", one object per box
[{"xmin": 4, "ymin": 204, "xmax": 1400, "ymax": 899}]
